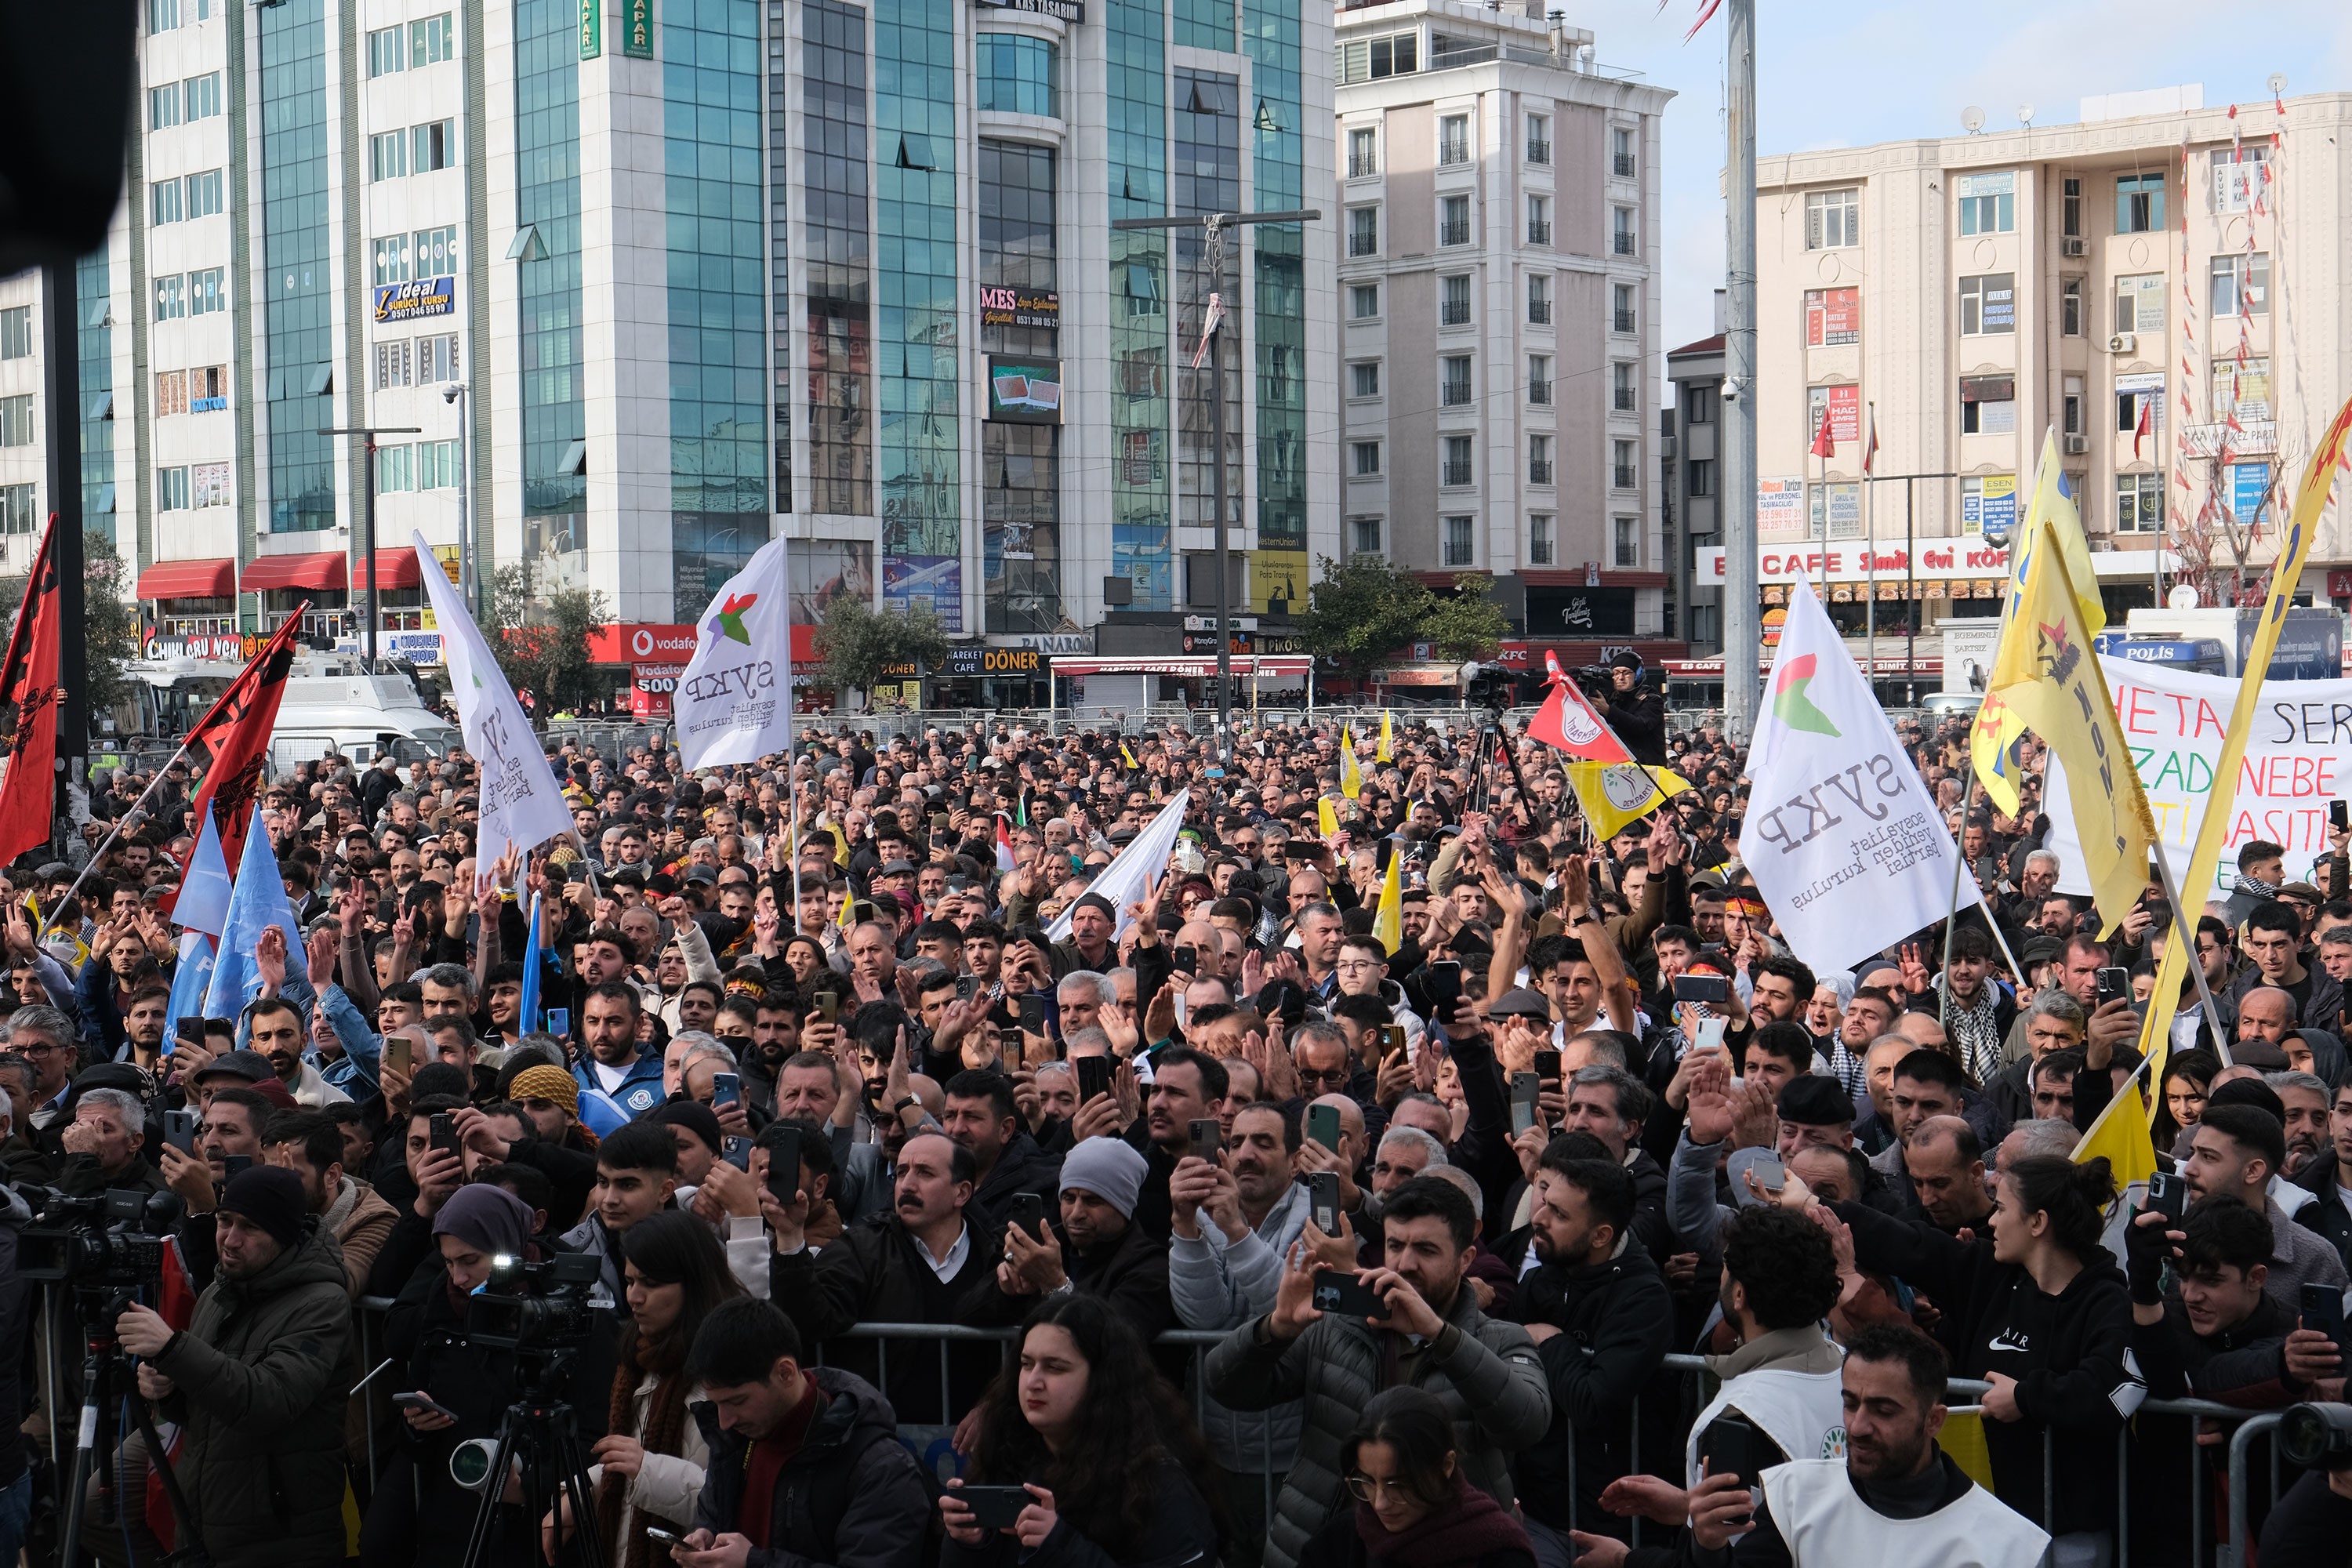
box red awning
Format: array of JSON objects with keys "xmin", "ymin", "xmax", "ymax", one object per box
[
  {"xmin": 135, "ymin": 558, "xmax": 235, "ymax": 600},
  {"xmin": 361, "ymin": 548, "xmax": 423, "ymax": 590},
  {"xmin": 240, "ymin": 551, "xmax": 348, "ymax": 592}
]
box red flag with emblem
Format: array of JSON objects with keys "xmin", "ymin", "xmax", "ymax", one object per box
[
  {"xmin": 0, "ymin": 513, "xmax": 63, "ymax": 869},
  {"xmin": 180, "ymin": 611, "xmax": 308, "ymax": 872}
]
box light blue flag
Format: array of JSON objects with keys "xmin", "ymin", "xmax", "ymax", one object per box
[
  {"xmin": 162, "ymin": 931, "xmax": 214, "ymax": 1054},
  {"xmin": 518, "ymin": 891, "xmax": 543, "ymax": 1035},
  {"xmin": 205, "ymin": 802, "xmax": 308, "ymax": 1018},
  {"xmin": 173, "ymin": 807, "xmax": 233, "ymax": 938}
]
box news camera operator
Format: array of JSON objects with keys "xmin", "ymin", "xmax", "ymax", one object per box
[
  {"xmin": 1599, "ymin": 654, "xmax": 1666, "ymax": 768},
  {"xmin": 107, "ymin": 1167, "xmax": 353, "ymax": 1568}
]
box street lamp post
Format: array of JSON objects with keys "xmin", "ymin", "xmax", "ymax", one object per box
[
  {"xmin": 442, "ymin": 381, "xmax": 475, "ymax": 620},
  {"xmin": 320, "ymin": 423, "xmax": 423, "ymax": 667},
  {"xmin": 1110, "ymin": 206, "xmax": 1319, "ymax": 768}
]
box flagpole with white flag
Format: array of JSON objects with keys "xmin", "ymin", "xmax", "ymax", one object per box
[
  {"xmin": 1044, "ymin": 791, "xmax": 1191, "ymax": 944},
  {"xmin": 673, "ymin": 535, "xmax": 795, "ymax": 769},
  {"xmin": 412, "ymin": 531, "xmax": 573, "ymax": 873}
]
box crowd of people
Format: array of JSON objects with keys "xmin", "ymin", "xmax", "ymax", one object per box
[{"xmin": 2, "ymin": 691, "xmax": 2351, "ymax": 1568}]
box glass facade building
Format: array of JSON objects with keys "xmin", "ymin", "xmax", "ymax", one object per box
[
  {"xmin": 257, "ymin": 0, "xmax": 334, "ymax": 535},
  {"xmin": 516, "ymin": 0, "xmax": 586, "ymax": 586}
]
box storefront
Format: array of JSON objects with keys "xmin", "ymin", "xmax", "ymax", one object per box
[
  {"xmin": 1695, "ymin": 543, "xmax": 2179, "ymax": 640},
  {"xmin": 929, "ymin": 645, "xmax": 1050, "ymax": 709},
  {"xmin": 1051, "ymin": 655, "xmax": 1312, "ymax": 715}
]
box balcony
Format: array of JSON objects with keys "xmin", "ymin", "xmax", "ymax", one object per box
[
  {"xmin": 1443, "ymin": 461, "xmax": 1475, "ymax": 487},
  {"xmin": 1527, "ymin": 298, "xmax": 1551, "ymax": 325},
  {"xmin": 1349, "ymin": 152, "xmax": 1378, "ymax": 178},
  {"xmin": 1527, "ymin": 220, "xmax": 1552, "ymax": 246},
  {"xmin": 1443, "ymin": 380, "xmax": 1472, "ymax": 407},
  {"xmin": 1441, "ymin": 299, "xmax": 1470, "ymax": 326},
  {"xmin": 1439, "ymin": 140, "xmax": 1469, "ymax": 167},
  {"xmin": 1527, "ymin": 139, "xmax": 1551, "ymax": 165},
  {"xmin": 1440, "ymin": 220, "xmax": 1471, "ymax": 246},
  {"xmin": 1613, "ymin": 230, "xmax": 1635, "ymax": 256},
  {"xmin": 1348, "ymin": 230, "xmax": 1378, "ymax": 258},
  {"xmin": 1612, "ymin": 464, "xmax": 1637, "ymax": 488},
  {"xmin": 1530, "ymin": 379, "xmax": 1552, "ymax": 405},
  {"xmin": 1613, "ymin": 310, "xmax": 1636, "ymax": 335},
  {"xmin": 1529, "ymin": 460, "xmax": 1554, "ymax": 485},
  {"xmin": 1613, "ymin": 151, "xmax": 1636, "ymax": 177}
]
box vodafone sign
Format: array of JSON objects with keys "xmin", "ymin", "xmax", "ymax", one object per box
[{"xmin": 586, "ymin": 623, "xmax": 700, "ymax": 662}]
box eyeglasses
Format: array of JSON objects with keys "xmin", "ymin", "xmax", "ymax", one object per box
[
  {"xmin": 1345, "ymin": 1474, "xmax": 1421, "ymax": 1503},
  {"xmin": 1298, "ymin": 1065, "xmax": 1352, "ymax": 1086}
]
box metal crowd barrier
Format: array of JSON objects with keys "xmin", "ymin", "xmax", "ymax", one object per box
[{"xmin": 313, "ymin": 1305, "xmax": 2283, "ymax": 1567}]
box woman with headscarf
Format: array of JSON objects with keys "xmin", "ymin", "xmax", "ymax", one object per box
[{"xmin": 360, "ymin": 1182, "xmax": 616, "ymax": 1568}]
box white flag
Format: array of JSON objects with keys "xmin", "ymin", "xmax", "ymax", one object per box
[
  {"xmin": 412, "ymin": 532, "xmax": 573, "ymax": 871},
  {"xmin": 675, "ymin": 535, "xmax": 794, "ymax": 769},
  {"xmin": 1737, "ymin": 582, "xmax": 1967, "ymax": 975},
  {"xmin": 1045, "ymin": 790, "xmax": 1190, "ymax": 943}
]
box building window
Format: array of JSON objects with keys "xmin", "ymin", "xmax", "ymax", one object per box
[
  {"xmin": 372, "ymin": 234, "xmax": 412, "ymax": 286},
  {"xmin": 1440, "ymin": 194, "xmax": 1470, "ymax": 247},
  {"xmin": 1805, "ymin": 187, "xmax": 1858, "ymax": 249},
  {"xmin": 0, "ymin": 307, "xmax": 28, "ymax": 360},
  {"xmin": 1956, "ymin": 171, "xmax": 2015, "ymax": 234},
  {"xmin": 1960, "ymin": 375, "xmax": 2016, "ymax": 435},
  {"xmin": 184, "ymin": 71, "xmax": 220, "ymax": 120},
  {"xmin": 1613, "ymin": 514, "xmax": 1639, "ymax": 568},
  {"xmin": 152, "ymin": 274, "xmax": 185, "ymax": 321},
  {"xmin": 369, "ymin": 129, "xmax": 408, "ymax": 181},
  {"xmin": 1348, "ymin": 126, "xmax": 1377, "ymax": 177},
  {"xmin": 376, "ymin": 444, "xmax": 416, "ymax": 493},
  {"xmin": 2212, "ymin": 146, "xmax": 2269, "ymax": 212},
  {"xmin": 1687, "ymin": 458, "xmax": 1714, "ymax": 496},
  {"xmin": 148, "ymin": 0, "xmax": 180, "ymax": 31},
  {"xmin": 1439, "ymin": 114, "xmax": 1469, "ymax": 166},
  {"xmin": 187, "ymin": 267, "xmax": 224, "ymax": 314},
  {"xmin": 189, "ymin": 364, "xmax": 226, "ymax": 408},
  {"xmin": 1442, "ymin": 436, "xmax": 1474, "ymax": 488},
  {"xmin": 154, "ymin": 465, "xmax": 190, "ymax": 510},
  {"xmin": 1350, "ymin": 516, "xmax": 1382, "ymax": 555},
  {"xmin": 1527, "ymin": 274, "xmax": 1550, "ymax": 325},
  {"xmin": 2212, "ymin": 357, "xmax": 2271, "ymax": 423},
  {"xmin": 2115, "ymin": 470, "xmax": 2164, "ymax": 532},
  {"xmin": 1613, "ymin": 361, "xmax": 1636, "ymax": 412},
  {"xmin": 412, "ymin": 12, "xmax": 455, "ymax": 64},
  {"xmin": 1527, "ymin": 194, "xmax": 1550, "ymax": 247},
  {"xmin": 1958, "ymin": 273, "xmax": 2014, "ymax": 336},
  {"xmin": 193, "ymin": 463, "xmax": 233, "ymax": 509},
  {"xmin": 1352, "ymin": 440, "xmax": 1381, "ymax": 476},
  {"xmin": 1440, "ymin": 274, "xmax": 1470, "ymax": 327},
  {"xmin": 978, "ymin": 33, "xmax": 1060, "ymax": 117},
  {"xmin": 2063, "ymin": 375, "xmax": 2084, "ymax": 437},
  {"xmin": 2061, "ymin": 276, "xmax": 2084, "ymax": 337},
  {"xmin": 1612, "ymin": 438, "xmax": 1637, "ymax": 490},
  {"xmin": 1441, "ymin": 355, "xmax": 1472, "ymax": 406},
  {"xmin": 182, "ymin": 169, "xmax": 223, "ymax": 219},
  {"xmin": 1686, "ymin": 384, "xmax": 1714, "ymax": 425},
  {"xmin": 150, "ymin": 82, "xmax": 183, "ymax": 129},
  {"xmin": 1529, "ymin": 513, "xmax": 1552, "ymax": 564},
  {"xmin": 1350, "ymin": 284, "xmax": 1380, "ymax": 318},
  {"xmin": 1612, "ymin": 205, "xmax": 1635, "ymax": 256},
  {"xmin": 1611, "ymin": 283, "xmax": 1635, "ymax": 335},
  {"xmin": 412, "ymin": 120, "xmax": 456, "ymax": 172},
  {"xmin": 1442, "ymin": 514, "xmax": 1474, "ymax": 565},
  {"xmin": 154, "ymin": 370, "xmax": 187, "ymax": 417},
  {"xmin": 2116, "ymin": 383, "xmax": 2159, "ymax": 435},
  {"xmin": 1335, "ymin": 31, "xmax": 1417, "ymax": 83},
  {"xmin": 149, "ymin": 179, "xmax": 183, "ymax": 226},
  {"xmin": 1347, "ymin": 206, "xmax": 1378, "ymax": 257},
  {"xmin": 2209, "ymin": 252, "xmax": 2270, "ymax": 318},
  {"xmin": 0, "ymin": 396, "xmax": 29, "ymax": 448},
  {"xmin": 366, "ymin": 23, "xmax": 405, "ymax": 74},
  {"xmin": 414, "ymin": 224, "xmax": 459, "ymax": 278},
  {"xmin": 1611, "ymin": 125, "xmax": 1635, "ymax": 178},
  {"xmin": 1526, "ymin": 114, "xmax": 1550, "ymax": 165},
  {"xmin": 1350, "ymin": 361, "xmax": 1380, "ymax": 397},
  {"xmin": 2063, "ymin": 176, "xmax": 2082, "ymax": 238},
  {"xmin": 375, "ymin": 339, "xmax": 413, "ymax": 390},
  {"xmin": 1528, "ymin": 354, "xmax": 1551, "ymax": 405},
  {"xmin": 2114, "ymin": 273, "xmax": 2163, "ymax": 335},
  {"xmin": 418, "ymin": 333, "xmax": 460, "ymax": 383},
  {"xmin": 2116, "ymin": 172, "xmax": 2165, "ymax": 234},
  {"xmin": 1528, "ymin": 434, "xmax": 1552, "ymax": 486},
  {"xmin": 0, "ymin": 485, "xmax": 34, "ymax": 535}
]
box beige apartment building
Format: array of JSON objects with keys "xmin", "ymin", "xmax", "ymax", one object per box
[
  {"xmin": 1706, "ymin": 85, "xmax": 2352, "ymax": 646},
  {"xmin": 1333, "ymin": 0, "xmax": 1673, "ymax": 648}
]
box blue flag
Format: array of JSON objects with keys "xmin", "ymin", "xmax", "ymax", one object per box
[
  {"xmin": 162, "ymin": 931, "xmax": 215, "ymax": 1054},
  {"xmin": 518, "ymin": 891, "xmax": 543, "ymax": 1036},
  {"xmin": 173, "ymin": 807, "xmax": 233, "ymax": 938},
  {"xmin": 205, "ymin": 802, "xmax": 308, "ymax": 1018}
]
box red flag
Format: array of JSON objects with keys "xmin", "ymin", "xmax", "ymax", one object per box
[
  {"xmin": 0, "ymin": 514, "xmax": 63, "ymax": 869},
  {"xmin": 2134, "ymin": 394, "xmax": 2154, "ymax": 459},
  {"xmin": 1810, "ymin": 405, "xmax": 1836, "ymax": 459},
  {"xmin": 180, "ymin": 610, "xmax": 307, "ymax": 872},
  {"xmin": 1862, "ymin": 411, "xmax": 1881, "ymax": 475},
  {"xmin": 1525, "ymin": 664, "xmax": 1639, "ymax": 767}
]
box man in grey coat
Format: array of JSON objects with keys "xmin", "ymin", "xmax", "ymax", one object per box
[{"xmin": 1207, "ymin": 1176, "xmax": 1552, "ymax": 1568}]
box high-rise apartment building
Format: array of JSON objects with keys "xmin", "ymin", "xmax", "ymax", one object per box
[
  {"xmin": 1330, "ymin": 0, "xmax": 1669, "ymax": 648},
  {"xmin": 0, "ymin": 0, "xmax": 1338, "ymax": 690}
]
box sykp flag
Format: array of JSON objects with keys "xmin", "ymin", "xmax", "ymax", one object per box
[{"xmin": 674, "ymin": 535, "xmax": 793, "ymax": 768}]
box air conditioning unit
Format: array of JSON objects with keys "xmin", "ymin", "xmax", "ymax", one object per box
[
  {"xmin": 2107, "ymin": 332, "xmax": 2136, "ymax": 354},
  {"xmin": 2061, "ymin": 236, "xmax": 2087, "ymax": 257},
  {"xmin": 2063, "ymin": 434, "xmax": 2089, "ymax": 455}
]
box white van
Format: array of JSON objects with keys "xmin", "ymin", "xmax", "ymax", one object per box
[{"xmin": 122, "ymin": 655, "xmax": 463, "ymax": 771}]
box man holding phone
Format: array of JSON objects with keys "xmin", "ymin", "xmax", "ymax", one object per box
[{"xmin": 989, "ymin": 1136, "xmax": 1174, "ymax": 1341}]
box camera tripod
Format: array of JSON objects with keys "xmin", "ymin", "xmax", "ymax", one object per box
[
  {"xmin": 458, "ymin": 1352, "xmax": 608, "ymax": 1568},
  {"xmin": 56, "ymin": 1290, "xmax": 209, "ymax": 1568}
]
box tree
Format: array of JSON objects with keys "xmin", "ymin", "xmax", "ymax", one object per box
[
  {"xmin": 1425, "ymin": 573, "xmax": 1510, "ymax": 664},
  {"xmin": 1297, "ymin": 556, "xmax": 1505, "ymax": 684},
  {"xmin": 491, "ymin": 563, "xmax": 611, "ymax": 713},
  {"xmin": 812, "ymin": 593, "xmax": 951, "ymax": 704}
]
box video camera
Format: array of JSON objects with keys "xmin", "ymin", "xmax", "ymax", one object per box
[
  {"xmin": 465, "ymin": 1250, "xmax": 604, "ymax": 1353},
  {"xmin": 18, "ymin": 1187, "xmax": 181, "ymax": 1294}
]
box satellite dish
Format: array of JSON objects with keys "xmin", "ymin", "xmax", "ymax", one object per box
[
  {"xmin": 2017, "ymin": 104, "xmax": 2034, "ymax": 126},
  {"xmin": 1961, "ymin": 105, "xmax": 1985, "ymax": 134},
  {"xmin": 2269, "ymin": 73, "xmax": 2288, "ymax": 98},
  {"xmin": 2168, "ymin": 584, "xmax": 2201, "ymax": 610}
]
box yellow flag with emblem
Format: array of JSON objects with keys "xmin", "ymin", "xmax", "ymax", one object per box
[
  {"xmin": 1370, "ymin": 841, "xmax": 1403, "ymax": 954},
  {"xmin": 1317, "ymin": 796, "xmax": 1341, "ymax": 839},
  {"xmin": 1339, "ymin": 729, "xmax": 1363, "ymax": 800},
  {"xmin": 1988, "ymin": 517, "xmax": 2154, "ymax": 935},
  {"xmin": 1120, "ymin": 740, "xmax": 1138, "ymax": 770},
  {"xmin": 1975, "ymin": 434, "xmax": 2100, "ymax": 817},
  {"xmin": 1376, "ymin": 710, "xmax": 1394, "ymax": 762}
]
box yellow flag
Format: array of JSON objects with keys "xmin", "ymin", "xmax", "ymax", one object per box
[
  {"xmin": 1969, "ymin": 689, "xmax": 2031, "ymax": 818},
  {"xmin": 1989, "ymin": 517, "xmax": 2155, "ymax": 935},
  {"xmin": 2135, "ymin": 929, "xmax": 2192, "ymax": 1114},
  {"xmin": 1375, "ymin": 710, "xmax": 1394, "ymax": 762},
  {"xmin": 1976, "ymin": 432, "xmax": 2101, "ymax": 818},
  {"xmin": 837, "ymin": 885, "xmax": 855, "ymax": 931},
  {"xmin": 1371, "ymin": 843, "xmax": 1403, "ymax": 954},
  {"xmin": 2131, "ymin": 390, "xmax": 2352, "ymax": 1067},
  {"xmin": 1316, "ymin": 796, "xmax": 1341, "ymax": 838},
  {"xmin": 1564, "ymin": 764, "xmax": 1692, "ymax": 841},
  {"xmin": 2023, "ymin": 430, "xmax": 2105, "ymax": 633},
  {"xmin": 1120, "ymin": 741, "xmax": 1138, "ymax": 770},
  {"xmin": 1339, "ymin": 731, "xmax": 1363, "ymax": 800},
  {"xmin": 2074, "ymin": 1054, "xmax": 2158, "ymax": 1189}
]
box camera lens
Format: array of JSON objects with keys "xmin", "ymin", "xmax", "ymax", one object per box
[{"xmin": 2279, "ymin": 1403, "xmax": 2352, "ymax": 1470}]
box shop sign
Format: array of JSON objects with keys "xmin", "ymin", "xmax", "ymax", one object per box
[{"xmin": 372, "ymin": 277, "xmax": 455, "ymax": 324}]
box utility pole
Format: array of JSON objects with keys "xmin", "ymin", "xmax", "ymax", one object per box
[
  {"xmin": 1720, "ymin": 0, "xmax": 1761, "ymax": 740},
  {"xmin": 1111, "ymin": 206, "xmax": 1319, "ymax": 768},
  {"xmin": 39, "ymin": 263, "xmax": 86, "ymax": 839},
  {"xmin": 320, "ymin": 423, "xmax": 422, "ymax": 667}
]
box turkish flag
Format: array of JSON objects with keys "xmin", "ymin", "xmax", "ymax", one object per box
[
  {"xmin": 1810, "ymin": 405, "xmax": 1837, "ymax": 459},
  {"xmin": 2134, "ymin": 394, "xmax": 2154, "ymax": 459}
]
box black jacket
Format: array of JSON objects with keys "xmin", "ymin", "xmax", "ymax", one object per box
[
  {"xmin": 971, "ymin": 1131, "xmax": 1064, "ymax": 1229},
  {"xmin": 1508, "ymin": 1243, "xmax": 1673, "ymax": 1534},
  {"xmin": 769, "ymin": 1211, "xmax": 1026, "ymax": 1425},
  {"xmin": 1605, "ymin": 687, "xmax": 1668, "ymax": 768},
  {"xmin": 2290, "ymin": 1156, "xmax": 2352, "ymax": 1276},
  {"xmin": 938, "ymin": 1452, "xmax": 1218, "ymax": 1568},
  {"xmin": 691, "ymin": 1367, "xmax": 931, "ymax": 1568}
]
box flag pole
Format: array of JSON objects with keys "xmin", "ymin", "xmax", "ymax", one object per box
[
  {"xmin": 1937, "ymin": 752, "xmax": 1980, "ymax": 1025},
  {"xmin": 2148, "ymin": 845, "xmax": 2232, "ymax": 1054}
]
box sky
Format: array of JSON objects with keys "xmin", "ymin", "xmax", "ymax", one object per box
[{"xmin": 1600, "ymin": 0, "xmax": 2352, "ymax": 371}]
